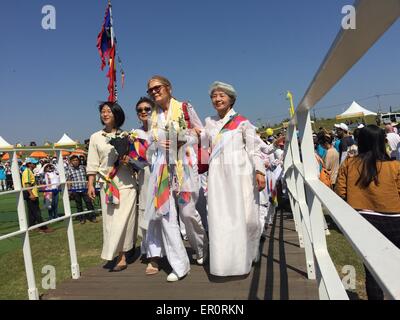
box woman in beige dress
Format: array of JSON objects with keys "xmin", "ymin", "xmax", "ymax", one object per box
[{"xmin": 87, "ymin": 101, "xmax": 138, "ymax": 271}]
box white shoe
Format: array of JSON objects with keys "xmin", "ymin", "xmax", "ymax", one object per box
[
  {"xmin": 167, "ymin": 272, "xmax": 180, "ymax": 282},
  {"xmin": 325, "ymin": 229, "xmax": 331, "ymax": 236},
  {"xmin": 195, "ymin": 247, "xmax": 208, "ymax": 265}
]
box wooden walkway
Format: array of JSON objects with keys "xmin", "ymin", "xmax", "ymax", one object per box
[{"xmin": 43, "ymin": 211, "xmax": 318, "ymax": 300}]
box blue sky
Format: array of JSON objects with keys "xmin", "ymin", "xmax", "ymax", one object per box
[{"xmin": 1, "ymin": 0, "xmax": 399, "ymax": 145}]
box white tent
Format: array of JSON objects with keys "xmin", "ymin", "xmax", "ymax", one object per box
[
  {"xmin": 54, "ymin": 133, "xmax": 77, "ymax": 146},
  {"xmin": 336, "ymin": 101, "xmax": 377, "ymax": 120},
  {"xmin": 0, "ymin": 136, "xmax": 13, "ymax": 149}
]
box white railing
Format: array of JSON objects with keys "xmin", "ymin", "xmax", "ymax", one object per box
[
  {"xmin": 0, "ymin": 148, "xmax": 100, "ymax": 300},
  {"xmin": 283, "ymin": 0, "xmax": 400, "ymax": 299}
]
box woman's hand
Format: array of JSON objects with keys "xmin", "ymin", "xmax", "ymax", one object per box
[
  {"xmin": 87, "ymin": 185, "xmax": 96, "ymax": 200},
  {"xmin": 193, "ymin": 127, "xmax": 202, "ymax": 138},
  {"xmin": 159, "ymin": 140, "xmax": 171, "ymax": 150},
  {"xmin": 256, "ymin": 172, "xmax": 266, "ymax": 191},
  {"xmin": 120, "ymin": 155, "xmax": 130, "ymax": 165}
]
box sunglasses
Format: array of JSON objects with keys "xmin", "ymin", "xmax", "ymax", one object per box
[
  {"xmin": 146, "ymin": 85, "xmax": 164, "ymax": 95},
  {"xmin": 137, "ymin": 106, "xmax": 152, "ymax": 113}
]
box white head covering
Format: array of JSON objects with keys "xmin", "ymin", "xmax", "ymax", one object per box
[
  {"xmin": 209, "ymin": 81, "xmax": 237, "ymax": 99},
  {"xmin": 334, "ymin": 123, "xmax": 349, "ymax": 132}
]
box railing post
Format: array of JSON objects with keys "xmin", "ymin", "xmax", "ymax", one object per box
[
  {"xmin": 287, "ymin": 116, "xmax": 316, "ymax": 280},
  {"xmin": 296, "ymin": 110, "xmax": 328, "ymax": 253},
  {"xmin": 284, "ymin": 124, "xmax": 304, "ymax": 247},
  {"xmin": 56, "ymin": 150, "xmax": 80, "ymax": 279},
  {"xmin": 12, "ymin": 150, "xmax": 39, "ymax": 300}
]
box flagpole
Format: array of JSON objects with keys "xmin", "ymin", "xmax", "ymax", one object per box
[{"xmin": 108, "ymin": 0, "xmax": 116, "ymax": 101}]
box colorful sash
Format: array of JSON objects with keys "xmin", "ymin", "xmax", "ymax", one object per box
[
  {"xmin": 99, "ymin": 162, "xmax": 120, "ymax": 205},
  {"xmin": 209, "ymin": 113, "xmax": 247, "ymax": 163},
  {"xmin": 153, "ymin": 160, "xmax": 170, "ymax": 216},
  {"xmin": 128, "ymin": 137, "xmax": 149, "ymax": 162}
]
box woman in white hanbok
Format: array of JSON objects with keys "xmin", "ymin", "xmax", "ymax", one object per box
[
  {"xmin": 201, "ymin": 81, "xmax": 266, "ymax": 277},
  {"xmin": 144, "ymin": 76, "xmax": 207, "ymax": 282},
  {"xmin": 132, "ymin": 97, "xmax": 154, "ymax": 271}
]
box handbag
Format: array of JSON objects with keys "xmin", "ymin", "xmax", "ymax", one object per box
[{"xmin": 315, "ymin": 154, "xmax": 332, "ymax": 188}]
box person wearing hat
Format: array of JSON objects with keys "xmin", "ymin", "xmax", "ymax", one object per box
[
  {"xmin": 144, "ymin": 75, "xmax": 208, "ymax": 282},
  {"xmin": 22, "ymin": 158, "xmax": 52, "ymax": 233},
  {"xmin": 200, "ymin": 81, "xmax": 266, "ymax": 277},
  {"xmin": 334, "ymin": 123, "xmax": 355, "ymax": 164},
  {"xmin": 42, "ymin": 163, "xmax": 61, "ymax": 220}
]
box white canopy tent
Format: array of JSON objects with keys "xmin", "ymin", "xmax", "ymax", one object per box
[
  {"xmin": 54, "ymin": 133, "xmax": 77, "ymax": 147},
  {"xmin": 0, "ymin": 136, "xmax": 13, "ymax": 149},
  {"xmin": 336, "ymin": 101, "xmax": 377, "ymax": 120}
]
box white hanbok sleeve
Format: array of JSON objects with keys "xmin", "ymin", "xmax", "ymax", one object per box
[
  {"xmin": 183, "ymin": 103, "xmax": 203, "ymax": 146},
  {"xmin": 200, "ymin": 117, "xmax": 213, "ymax": 150},
  {"xmin": 242, "ymin": 121, "xmax": 266, "ymax": 175},
  {"xmin": 259, "ymin": 138, "xmax": 276, "ymax": 155},
  {"xmin": 187, "ymin": 103, "xmax": 204, "ymax": 129}
]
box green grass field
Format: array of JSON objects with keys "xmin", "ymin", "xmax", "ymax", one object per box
[
  {"xmin": 0, "ymin": 192, "xmax": 104, "ymax": 299},
  {"xmin": 0, "ymin": 219, "xmax": 104, "ymax": 300}
]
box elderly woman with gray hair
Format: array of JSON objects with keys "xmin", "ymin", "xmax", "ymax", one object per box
[{"xmin": 199, "ymin": 81, "xmax": 266, "ymax": 277}]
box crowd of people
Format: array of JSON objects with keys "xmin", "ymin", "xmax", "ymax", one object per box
[
  {"xmin": 314, "ymin": 121, "xmax": 400, "ymax": 300},
  {"xmin": 0, "ymin": 153, "xmax": 99, "ymax": 233},
  {"xmin": 1, "ymin": 76, "xmax": 399, "ymax": 299}
]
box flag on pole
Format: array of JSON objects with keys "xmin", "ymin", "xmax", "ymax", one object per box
[
  {"xmin": 97, "ymin": 2, "xmax": 117, "ymax": 102},
  {"xmin": 96, "ymin": 4, "xmax": 112, "ymax": 71}
]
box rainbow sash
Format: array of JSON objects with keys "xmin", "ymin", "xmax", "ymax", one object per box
[
  {"xmin": 154, "ymin": 162, "xmax": 170, "ymax": 216},
  {"xmin": 209, "ymin": 113, "xmax": 248, "ymax": 163},
  {"xmin": 128, "ymin": 137, "xmax": 149, "ymax": 162},
  {"xmin": 99, "ymin": 163, "xmax": 120, "ymax": 205}
]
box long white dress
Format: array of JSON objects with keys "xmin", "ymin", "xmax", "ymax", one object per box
[
  {"xmin": 86, "ymin": 130, "xmax": 138, "ymax": 261},
  {"xmin": 203, "ymin": 109, "xmax": 266, "ymax": 276},
  {"xmin": 135, "ymin": 127, "xmax": 152, "ymax": 254}
]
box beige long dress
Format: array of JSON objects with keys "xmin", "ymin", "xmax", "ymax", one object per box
[{"xmin": 86, "ymin": 130, "xmax": 138, "ymax": 261}]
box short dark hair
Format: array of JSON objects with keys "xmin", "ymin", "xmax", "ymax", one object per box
[
  {"xmin": 135, "ymin": 97, "xmax": 155, "ymax": 111},
  {"xmin": 69, "ymin": 155, "xmax": 80, "ymax": 162},
  {"xmin": 99, "ymin": 101, "xmax": 125, "ymax": 128}
]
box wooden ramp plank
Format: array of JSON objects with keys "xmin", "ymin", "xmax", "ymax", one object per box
[{"xmin": 43, "ymin": 212, "xmax": 318, "ymax": 300}]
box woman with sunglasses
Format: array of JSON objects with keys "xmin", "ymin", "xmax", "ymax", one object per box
[
  {"xmin": 86, "ymin": 101, "xmax": 138, "ymax": 272},
  {"xmin": 144, "ymin": 75, "xmax": 208, "ymax": 282},
  {"xmin": 200, "ymin": 81, "xmax": 266, "ymax": 277},
  {"xmin": 132, "ymin": 97, "xmax": 159, "ymax": 274}
]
